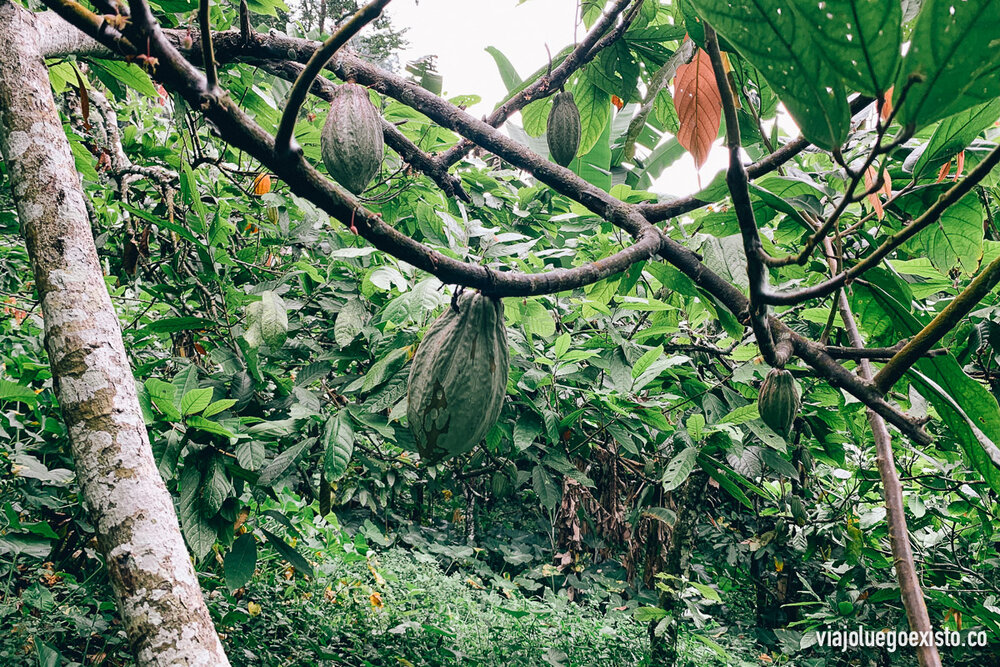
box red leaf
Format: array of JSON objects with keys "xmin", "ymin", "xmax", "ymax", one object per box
[
  {"xmin": 936, "ymin": 160, "xmax": 952, "ymax": 183},
  {"xmin": 955, "ymin": 150, "xmax": 965, "ymax": 179},
  {"xmin": 673, "ymin": 46, "xmax": 722, "ymax": 169},
  {"xmin": 864, "ymin": 165, "xmax": 885, "ymax": 220},
  {"xmin": 880, "ymin": 86, "xmax": 893, "ymax": 122}
]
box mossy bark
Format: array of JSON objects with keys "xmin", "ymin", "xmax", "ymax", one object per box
[{"xmin": 0, "ymin": 3, "xmax": 229, "ymax": 664}]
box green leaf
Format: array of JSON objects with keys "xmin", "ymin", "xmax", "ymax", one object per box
[
  {"xmin": 910, "ymin": 99, "xmax": 1000, "ymax": 179},
  {"xmin": 895, "ymin": 185, "xmax": 983, "ymax": 276},
  {"xmin": 485, "ymin": 46, "xmax": 523, "ymax": 93},
  {"xmin": 140, "ymin": 316, "xmax": 217, "ymax": 334},
  {"xmin": 361, "ymin": 346, "xmax": 409, "ymax": 392},
  {"xmin": 520, "ymin": 298, "xmax": 557, "ymax": 338},
  {"xmin": 181, "ymin": 387, "xmax": 213, "ymax": 416},
  {"xmin": 661, "ymin": 447, "xmax": 698, "ymax": 492},
  {"xmin": 261, "ymin": 528, "xmax": 313, "ymax": 577},
  {"xmin": 642, "ymin": 507, "xmax": 677, "ymax": 526},
  {"xmin": 91, "ymin": 59, "xmax": 159, "ymax": 97},
  {"xmin": 894, "ymin": 0, "xmax": 1000, "ymax": 128},
  {"xmin": 532, "ymin": 465, "xmax": 561, "ymax": 510},
  {"xmin": 793, "ymin": 0, "xmax": 901, "ymax": 96},
  {"xmin": 201, "ymin": 456, "xmax": 233, "ymax": 515},
  {"xmin": 0, "ymin": 379, "xmax": 38, "ymax": 407},
  {"xmin": 692, "ymin": 0, "xmax": 850, "ymax": 149},
  {"xmin": 322, "ymin": 413, "xmax": 354, "ymax": 482},
  {"xmin": 634, "ymin": 606, "xmax": 668, "ymax": 622},
  {"xmin": 256, "ymin": 438, "xmax": 315, "ymax": 488},
  {"xmin": 178, "ymin": 464, "xmax": 215, "ymax": 559},
  {"xmin": 186, "ymin": 415, "xmax": 236, "ymax": 439},
  {"xmin": 575, "ymin": 68, "xmax": 613, "ymax": 156},
  {"xmin": 522, "ymin": 96, "xmax": 552, "ymax": 138},
  {"xmin": 244, "ymin": 0, "xmax": 288, "ymax": 17},
  {"xmin": 225, "ymin": 534, "xmax": 257, "ymax": 592},
  {"xmin": 259, "ymin": 291, "xmax": 288, "ymax": 348},
  {"xmin": 236, "ymin": 440, "xmax": 266, "ymax": 471},
  {"xmin": 631, "ymin": 346, "xmax": 664, "ymax": 379},
  {"xmin": 698, "ymin": 454, "xmax": 753, "ymax": 508},
  {"xmin": 334, "ymin": 299, "xmax": 366, "ymax": 348},
  {"xmin": 202, "ymin": 399, "xmax": 237, "ymax": 418},
  {"xmin": 145, "ymin": 378, "xmax": 181, "ymax": 421}
]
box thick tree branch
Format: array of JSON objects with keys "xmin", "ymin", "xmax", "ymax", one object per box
[
  {"xmin": 764, "ymin": 145, "xmax": 1000, "ymax": 305},
  {"xmin": 704, "ymin": 26, "xmax": 789, "ymax": 367},
  {"xmin": 272, "ymin": 0, "xmax": 390, "ymax": 156},
  {"xmin": 874, "ymin": 253, "xmax": 1000, "ymax": 392},
  {"xmin": 438, "ymin": 0, "xmax": 642, "ymax": 168}
]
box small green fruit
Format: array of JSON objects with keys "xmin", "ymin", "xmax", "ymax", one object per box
[{"xmin": 758, "ymin": 368, "xmax": 800, "ymax": 436}]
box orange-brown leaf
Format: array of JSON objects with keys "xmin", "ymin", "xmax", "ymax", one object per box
[
  {"xmin": 611, "ymin": 94, "xmax": 624, "ymax": 111},
  {"xmin": 880, "ymin": 86, "xmax": 894, "ymax": 122},
  {"xmin": 864, "ymin": 165, "xmax": 885, "ymax": 220},
  {"xmin": 936, "ymin": 160, "xmax": 952, "ymax": 183},
  {"xmin": 955, "ymin": 150, "xmax": 965, "ymax": 179},
  {"xmin": 673, "ymin": 46, "xmax": 721, "ymax": 169}
]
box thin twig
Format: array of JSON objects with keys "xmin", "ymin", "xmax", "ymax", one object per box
[{"xmin": 273, "ymin": 0, "xmax": 391, "ymax": 156}]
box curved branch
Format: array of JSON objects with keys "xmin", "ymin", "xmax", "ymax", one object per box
[
  {"xmin": 874, "ymin": 253, "xmax": 1000, "ymax": 392},
  {"xmin": 272, "ymin": 0, "xmax": 390, "ymax": 156},
  {"xmin": 260, "ymin": 59, "xmax": 469, "ymax": 201},
  {"xmin": 437, "ymin": 0, "xmax": 642, "ymax": 168},
  {"xmin": 704, "ymin": 26, "xmax": 787, "ymax": 367},
  {"xmin": 764, "ymin": 145, "xmax": 1000, "ymax": 306}
]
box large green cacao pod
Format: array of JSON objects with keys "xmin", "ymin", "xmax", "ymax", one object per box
[
  {"xmin": 320, "ymin": 83, "xmax": 384, "ymax": 195},
  {"xmin": 758, "ymin": 368, "xmax": 800, "ymax": 436},
  {"xmin": 407, "ymin": 292, "xmax": 509, "ymax": 463},
  {"xmin": 546, "ymin": 91, "xmax": 581, "ymax": 167}
]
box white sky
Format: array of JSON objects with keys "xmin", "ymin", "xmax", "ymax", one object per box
[{"xmin": 386, "ymin": 0, "xmax": 728, "ymax": 197}]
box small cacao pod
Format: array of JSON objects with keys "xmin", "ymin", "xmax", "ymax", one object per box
[
  {"xmin": 757, "ymin": 368, "xmax": 800, "ymax": 436},
  {"xmin": 320, "ymin": 83, "xmax": 384, "ymax": 195},
  {"xmin": 546, "ymin": 91, "xmax": 581, "ymax": 167},
  {"xmin": 407, "ymin": 292, "xmax": 509, "ymax": 464}
]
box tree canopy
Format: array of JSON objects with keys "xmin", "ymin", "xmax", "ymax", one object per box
[{"xmin": 2, "ymin": 0, "xmax": 1000, "ymax": 665}]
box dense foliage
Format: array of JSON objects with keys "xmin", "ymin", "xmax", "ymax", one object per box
[{"xmin": 3, "ymin": 0, "xmax": 1000, "ymax": 665}]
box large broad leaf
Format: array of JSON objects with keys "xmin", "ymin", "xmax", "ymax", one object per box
[
  {"xmin": 322, "ymin": 412, "xmax": 354, "ymax": 482},
  {"xmin": 894, "ymin": 185, "xmax": 984, "ymax": 276},
  {"xmin": 485, "ymin": 46, "xmax": 523, "ymax": 93},
  {"xmin": 909, "ymin": 99, "xmax": 1000, "ymax": 179},
  {"xmin": 260, "ymin": 528, "xmax": 313, "ymax": 577},
  {"xmin": 575, "ymin": 68, "xmax": 613, "ymax": 157},
  {"xmin": 225, "ymin": 534, "xmax": 257, "ymax": 593},
  {"xmin": 674, "ymin": 47, "xmax": 722, "ymax": 169},
  {"xmin": 793, "ymin": 0, "xmax": 901, "ymax": 96},
  {"xmin": 691, "ymin": 0, "xmax": 850, "ymax": 150},
  {"xmin": 854, "ymin": 283, "xmax": 1000, "ymax": 494},
  {"xmin": 894, "ymin": 0, "xmax": 1000, "ymax": 129}
]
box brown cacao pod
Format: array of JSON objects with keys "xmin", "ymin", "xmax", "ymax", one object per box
[
  {"xmin": 320, "ymin": 83, "xmax": 384, "ymax": 195},
  {"xmin": 546, "ymin": 91, "xmax": 581, "ymax": 167},
  {"xmin": 758, "ymin": 368, "xmax": 800, "ymax": 436},
  {"xmin": 407, "ymin": 292, "xmax": 509, "ymax": 464}
]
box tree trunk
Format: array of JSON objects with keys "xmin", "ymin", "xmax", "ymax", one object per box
[{"xmin": 0, "ymin": 2, "xmax": 230, "ymax": 664}]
